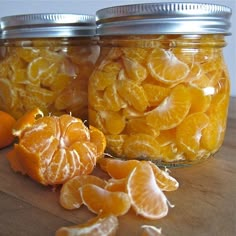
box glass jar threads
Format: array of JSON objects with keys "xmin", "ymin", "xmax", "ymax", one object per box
[
  {"xmin": 0, "ymin": 13, "xmax": 99, "ymax": 120},
  {"xmin": 88, "ymin": 2, "xmax": 232, "ymax": 166}
]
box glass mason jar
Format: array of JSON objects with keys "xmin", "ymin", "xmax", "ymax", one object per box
[
  {"xmin": 0, "ymin": 13, "xmax": 99, "ymax": 120},
  {"xmin": 88, "ymin": 3, "xmax": 232, "ymax": 166}
]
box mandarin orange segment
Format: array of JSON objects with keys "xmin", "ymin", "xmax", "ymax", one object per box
[
  {"xmin": 146, "ymin": 84, "xmax": 191, "ymax": 130},
  {"xmin": 102, "ymin": 111, "xmax": 126, "ymax": 135},
  {"xmin": 105, "ymin": 178, "xmax": 127, "ymax": 192},
  {"xmin": 176, "ymin": 112, "xmax": 209, "ymax": 157},
  {"xmin": 123, "ymin": 134, "xmax": 160, "ymax": 159},
  {"xmin": 59, "ymin": 175, "xmax": 106, "ymax": 210},
  {"xmin": 12, "ymin": 107, "xmax": 44, "ymax": 136},
  {"xmin": 147, "ymin": 48, "xmax": 190, "ymax": 84},
  {"xmin": 8, "ymin": 110, "xmax": 106, "ymax": 185},
  {"xmin": 189, "ymin": 86, "xmax": 211, "ymax": 113},
  {"xmin": 116, "ymin": 80, "xmax": 149, "ymax": 112},
  {"xmin": 127, "ymin": 161, "xmax": 169, "ymax": 219},
  {"xmin": 55, "ymin": 214, "xmax": 119, "ymax": 236},
  {"xmin": 80, "ymin": 184, "xmax": 131, "ymax": 216},
  {"xmin": 121, "ymin": 47, "xmax": 149, "ymax": 64},
  {"xmin": 201, "ymin": 92, "xmax": 229, "ymax": 151},
  {"xmin": 142, "ymin": 83, "xmax": 171, "ymax": 107},
  {"xmin": 126, "ymin": 118, "xmax": 159, "ymax": 137},
  {"xmin": 122, "ymin": 56, "xmax": 147, "ymax": 82},
  {"xmin": 103, "ymin": 84, "xmax": 125, "ymax": 112},
  {"xmin": 89, "ymin": 62, "xmax": 121, "ymax": 91},
  {"xmin": 0, "ymin": 79, "xmax": 17, "ymax": 110},
  {"xmin": 89, "ymin": 125, "xmax": 107, "ymax": 159},
  {"xmin": 148, "ymin": 161, "xmax": 179, "ymax": 191},
  {"xmin": 99, "ymin": 158, "xmax": 140, "ymax": 179},
  {"xmin": 105, "ymin": 134, "xmax": 127, "ymax": 156}
]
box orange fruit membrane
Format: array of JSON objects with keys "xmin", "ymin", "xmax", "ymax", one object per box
[
  {"xmin": 0, "ymin": 111, "xmax": 16, "ymax": 149},
  {"xmin": 127, "ymin": 161, "xmax": 169, "ymax": 219},
  {"xmin": 59, "ymin": 175, "xmax": 106, "ymax": 210},
  {"xmin": 141, "ymin": 225, "xmax": 162, "ymax": 236},
  {"xmin": 7, "ymin": 109, "xmax": 106, "ymax": 185},
  {"xmin": 80, "ymin": 184, "xmax": 131, "ymax": 216},
  {"xmin": 55, "ymin": 214, "xmax": 119, "ymax": 236}
]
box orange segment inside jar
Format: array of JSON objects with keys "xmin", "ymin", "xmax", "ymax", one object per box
[{"xmin": 88, "ymin": 35, "xmax": 230, "ymax": 165}]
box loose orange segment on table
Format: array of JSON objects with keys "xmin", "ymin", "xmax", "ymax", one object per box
[
  {"xmin": 0, "ymin": 111, "xmax": 16, "ymax": 149},
  {"xmin": 99, "ymin": 158, "xmax": 179, "ymax": 192},
  {"xmin": 59, "ymin": 175, "xmax": 107, "ymax": 210},
  {"xmin": 7, "ymin": 108, "xmax": 106, "ymax": 185},
  {"xmin": 55, "ymin": 214, "xmax": 119, "ymax": 236},
  {"xmin": 127, "ymin": 161, "xmax": 169, "ymax": 219},
  {"xmin": 80, "ymin": 184, "xmax": 131, "ymax": 216}
]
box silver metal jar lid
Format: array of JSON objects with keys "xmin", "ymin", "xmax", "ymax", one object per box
[
  {"xmin": 0, "ymin": 13, "xmax": 96, "ymax": 39},
  {"xmin": 96, "ymin": 2, "xmax": 232, "ymax": 35}
]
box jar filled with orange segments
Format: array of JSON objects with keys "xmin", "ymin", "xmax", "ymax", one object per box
[
  {"xmin": 0, "ymin": 13, "xmax": 99, "ymax": 120},
  {"xmin": 88, "ymin": 2, "xmax": 232, "ymax": 166}
]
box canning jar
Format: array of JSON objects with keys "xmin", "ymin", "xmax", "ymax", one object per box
[
  {"xmin": 88, "ymin": 2, "xmax": 232, "ymax": 166},
  {"xmin": 0, "ymin": 13, "xmax": 99, "ymax": 120}
]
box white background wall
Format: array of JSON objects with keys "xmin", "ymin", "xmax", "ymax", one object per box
[{"xmin": 0, "ymin": 0, "xmax": 235, "ymax": 96}]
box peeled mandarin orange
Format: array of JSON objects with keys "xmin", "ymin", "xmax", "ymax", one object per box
[
  {"xmin": 148, "ymin": 48, "xmax": 190, "ymax": 85},
  {"xmin": 55, "ymin": 214, "xmax": 119, "ymax": 236},
  {"xmin": 80, "ymin": 184, "xmax": 131, "ymax": 216},
  {"xmin": 59, "ymin": 175, "xmax": 106, "ymax": 210},
  {"xmin": 7, "ymin": 109, "xmax": 106, "ymax": 185},
  {"xmin": 0, "ymin": 111, "xmax": 16, "ymax": 149},
  {"xmin": 127, "ymin": 161, "xmax": 169, "ymax": 219},
  {"xmin": 146, "ymin": 84, "xmax": 191, "ymax": 130}
]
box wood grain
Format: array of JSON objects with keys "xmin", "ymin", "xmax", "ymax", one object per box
[{"xmin": 0, "ymin": 97, "xmax": 235, "ymax": 236}]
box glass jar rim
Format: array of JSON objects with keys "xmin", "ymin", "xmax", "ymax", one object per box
[
  {"xmin": 0, "ymin": 13, "xmax": 96, "ymax": 39},
  {"xmin": 96, "ymin": 2, "xmax": 232, "ymax": 36}
]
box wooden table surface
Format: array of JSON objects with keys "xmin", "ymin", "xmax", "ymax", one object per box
[{"xmin": 0, "ymin": 97, "xmax": 235, "ymax": 236}]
